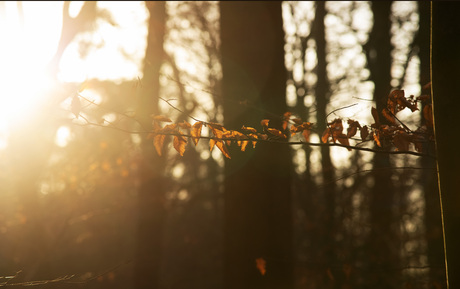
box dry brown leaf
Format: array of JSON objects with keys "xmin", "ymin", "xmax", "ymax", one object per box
[
  {"xmin": 373, "ymin": 130, "xmax": 381, "ymax": 147},
  {"xmin": 382, "ymin": 108, "xmax": 396, "ymax": 125},
  {"xmin": 361, "ymin": 126, "xmax": 369, "ymax": 141},
  {"xmin": 347, "ymin": 120, "xmax": 360, "ymax": 138},
  {"xmin": 208, "ymin": 122, "xmax": 224, "ymax": 131},
  {"xmin": 282, "ymin": 121, "xmax": 288, "ymax": 131},
  {"xmin": 153, "ymin": 134, "xmax": 166, "ymax": 156},
  {"xmin": 261, "ymin": 119, "xmax": 270, "ymax": 128},
  {"xmin": 258, "ymin": 134, "xmax": 268, "ymax": 141},
  {"xmin": 423, "ymin": 105, "xmax": 433, "ymax": 127},
  {"xmin": 393, "ymin": 132, "xmax": 410, "ymax": 151},
  {"xmin": 173, "ymin": 135, "xmax": 187, "ymax": 156},
  {"xmin": 255, "ymin": 258, "xmax": 266, "ymax": 276},
  {"xmin": 191, "ymin": 122, "xmax": 203, "ymax": 145},
  {"xmin": 241, "ymin": 126, "xmax": 257, "ymax": 133},
  {"xmin": 267, "ymin": 128, "xmax": 286, "ymax": 138},
  {"xmin": 330, "ymin": 119, "xmax": 344, "ymax": 141},
  {"xmin": 248, "ymin": 134, "xmax": 258, "ymax": 148},
  {"xmin": 162, "ymin": 123, "xmax": 177, "ymax": 133},
  {"xmin": 216, "ymin": 141, "xmax": 231, "ymax": 159},
  {"xmin": 293, "ymin": 118, "xmax": 303, "ymax": 125},
  {"xmin": 389, "ymin": 90, "xmax": 404, "ymax": 101},
  {"xmin": 240, "ymin": 140, "xmax": 249, "ymax": 152},
  {"xmin": 209, "ymin": 139, "xmax": 216, "ymax": 152}
]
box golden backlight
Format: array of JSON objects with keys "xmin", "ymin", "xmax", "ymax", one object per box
[
  {"xmin": 0, "ymin": 2, "xmax": 62, "ymax": 128},
  {"xmin": 0, "ymin": 1, "xmax": 147, "ymax": 148}
]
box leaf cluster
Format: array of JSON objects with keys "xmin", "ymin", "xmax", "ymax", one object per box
[{"xmin": 145, "ymin": 90, "xmax": 434, "ymax": 159}]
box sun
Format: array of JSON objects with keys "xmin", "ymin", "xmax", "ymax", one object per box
[
  {"xmin": 0, "ymin": 2, "xmax": 63, "ymax": 128},
  {"xmin": 0, "ymin": 1, "xmax": 148, "ymax": 148}
]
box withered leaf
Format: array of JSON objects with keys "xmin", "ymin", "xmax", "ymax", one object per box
[
  {"xmin": 393, "ymin": 132, "xmax": 410, "ymax": 151},
  {"xmin": 282, "ymin": 120, "xmax": 288, "ymax": 131},
  {"xmin": 290, "ymin": 125, "xmax": 300, "ymax": 135},
  {"xmin": 360, "ymin": 126, "xmax": 369, "ymax": 141},
  {"xmin": 267, "ymin": 128, "xmax": 286, "ymax": 138},
  {"xmin": 240, "ymin": 140, "xmax": 249, "ymax": 152},
  {"xmin": 261, "ymin": 119, "xmax": 270, "ymax": 128},
  {"xmin": 241, "ymin": 126, "xmax": 257, "ymax": 133},
  {"xmin": 389, "ymin": 90, "xmax": 405, "ymax": 102},
  {"xmin": 162, "ymin": 123, "xmax": 177, "ymax": 133},
  {"xmin": 258, "ymin": 133, "xmax": 268, "ymax": 141},
  {"xmin": 423, "ymin": 105, "xmax": 433, "ymax": 127},
  {"xmin": 397, "ymin": 95, "xmax": 418, "ymax": 112},
  {"xmin": 209, "ymin": 138, "xmax": 216, "ymax": 152},
  {"xmin": 330, "ymin": 119, "xmax": 344, "ymax": 141},
  {"xmin": 282, "ymin": 112, "xmax": 292, "ymax": 130},
  {"xmin": 347, "ymin": 120, "xmax": 360, "ymax": 138},
  {"xmin": 208, "ymin": 122, "xmax": 224, "ymax": 131},
  {"xmin": 255, "ymin": 258, "xmax": 266, "ymax": 276},
  {"xmin": 373, "ymin": 130, "xmax": 381, "ymax": 147},
  {"xmin": 293, "ymin": 118, "xmax": 303, "ymax": 125},
  {"xmin": 173, "ymin": 135, "xmax": 187, "ymax": 156},
  {"xmin": 212, "ymin": 128, "xmax": 223, "ymax": 140},
  {"xmin": 191, "ymin": 122, "xmax": 203, "ymax": 145},
  {"xmin": 216, "ymin": 141, "xmax": 231, "ymax": 159},
  {"xmin": 382, "ymin": 108, "xmax": 396, "ymax": 125},
  {"xmin": 248, "ymin": 134, "xmax": 258, "ymax": 148}
]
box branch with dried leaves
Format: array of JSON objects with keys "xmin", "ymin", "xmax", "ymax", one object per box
[{"xmin": 72, "ymin": 88, "xmax": 436, "ymax": 160}]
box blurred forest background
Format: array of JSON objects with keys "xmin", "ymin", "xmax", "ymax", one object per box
[{"xmin": 0, "ymin": 1, "xmax": 445, "ymax": 289}]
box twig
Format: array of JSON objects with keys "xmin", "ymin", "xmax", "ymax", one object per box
[{"xmin": 320, "ymin": 166, "xmax": 437, "ymax": 188}]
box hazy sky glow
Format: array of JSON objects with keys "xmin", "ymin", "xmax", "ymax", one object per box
[{"xmin": 0, "ymin": 1, "xmax": 147, "ymax": 148}]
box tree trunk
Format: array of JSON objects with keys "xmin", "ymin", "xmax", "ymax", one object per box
[
  {"xmin": 134, "ymin": 2, "xmax": 167, "ymax": 289},
  {"xmin": 431, "ymin": 2, "xmax": 460, "ymax": 289},
  {"xmin": 416, "ymin": 1, "xmax": 446, "ymax": 286},
  {"xmin": 365, "ymin": 2, "xmax": 399, "ymax": 288},
  {"xmin": 220, "ymin": 2, "xmax": 293, "ymax": 289},
  {"xmin": 309, "ymin": 2, "xmax": 338, "ymax": 288}
]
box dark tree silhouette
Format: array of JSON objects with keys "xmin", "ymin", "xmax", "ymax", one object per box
[
  {"xmin": 307, "ymin": 2, "xmax": 338, "ymax": 287},
  {"xmin": 364, "ymin": 2, "xmax": 400, "ymax": 288},
  {"xmin": 432, "ymin": 2, "xmax": 460, "ymax": 289},
  {"xmin": 134, "ymin": 2, "xmax": 167, "ymax": 289},
  {"xmin": 220, "ymin": 2, "xmax": 293, "ymax": 289},
  {"xmin": 416, "ymin": 1, "xmax": 446, "ymax": 286}
]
